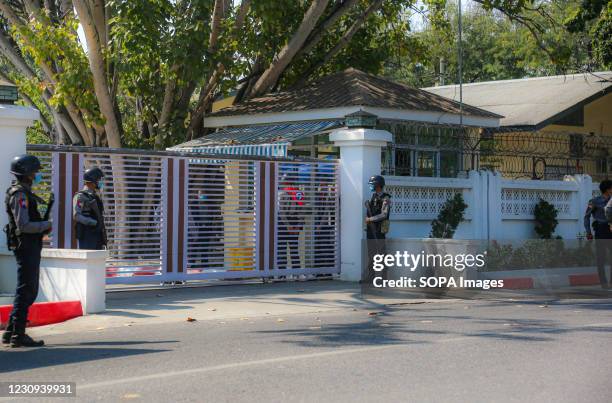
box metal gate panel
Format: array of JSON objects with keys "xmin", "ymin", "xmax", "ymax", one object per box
[
  {"xmin": 26, "ymin": 145, "xmax": 341, "ymax": 284},
  {"xmin": 271, "ymin": 161, "xmax": 340, "ymax": 277},
  {"xmin": 81, "ymin": 153, "xmax": 166, "ymax": 282},
  {"xmin": 183, "ymin": 158, "xmax": 259, "ymax": 280}
]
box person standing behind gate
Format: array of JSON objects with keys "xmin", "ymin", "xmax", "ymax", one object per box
[
  {"xmin": 585, "ymin": 179, "xmax": 612, "ymax": 289},
  {"xmin": 73, "ymin": 167, "xmax": 107, "ymax": 250},
  {"xmin": 278, "ymin": 175, "xmax": 303, "ymax": 271},
  {"xmin": 2, "ymin": 155, "xmax": 50, "ymax": 348}
]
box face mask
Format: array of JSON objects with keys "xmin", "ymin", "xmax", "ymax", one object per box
[
  {"xmin": 33, "ymin": 172, "xmax": 43, "ymax": 185},
  {"xmin": 369, "ymin": 184, "xmax": 376, "ymax": 192},
  {"xmin": 97, "ymin": 181, "xmax": 104, "ymax": 191},
  {"xmin": 199, "ymin": 194, "xmax": 207, "ymax": 201}
]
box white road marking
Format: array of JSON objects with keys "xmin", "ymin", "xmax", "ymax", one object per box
[{"xmin": 78, "ymin": 336, "xmax": 474, "ymax": 391}]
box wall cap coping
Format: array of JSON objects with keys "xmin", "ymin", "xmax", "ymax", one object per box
[
  {"xmin": 0, "ymin": 104, "xmax": 39, "ymax": 125},
  {"xmin": 1, "ymin": 248, "xmax": 108, "ymax": 260},
  {"xmin": 329, "ymin": 128, "xmax": 392, "ymax": 144}
]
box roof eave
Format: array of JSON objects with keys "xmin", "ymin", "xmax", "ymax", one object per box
[{"xmin": 204, "ymin": 106, "xmax": 501, "ymax": 129}]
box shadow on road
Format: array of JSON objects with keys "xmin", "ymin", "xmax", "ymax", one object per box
[
  {"xmin": 254, "ymin": 301, "xmax": 612, "ymax": 348},
  {"xmin": 0, "ymin": 341, "xmax": 176, "ymax": 373}
]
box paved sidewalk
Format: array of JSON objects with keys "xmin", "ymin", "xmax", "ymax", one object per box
[
  {"xmin": 26, "ymin": 280, "xmax": 612, "ymax": 339},
  {"xmin": 27, "ymin": 281, "xmax": 406, "ymax": 338}
]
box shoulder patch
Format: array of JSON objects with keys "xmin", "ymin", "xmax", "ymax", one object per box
[{"xmin": 18, "ymin": 194, "xmax": 28, "ymax": 209}]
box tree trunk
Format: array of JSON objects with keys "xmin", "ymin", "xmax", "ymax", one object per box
[
  {"xmin": 295, "ymin": 0, "xmax": 383, "ymax": 87},
  {"xmin": 74, "ymin": 0, "xmax": 123, "ymax": 148},
  {"xmin": 249, "ymin": 0, "xmax": 330, "ymax": 98}
]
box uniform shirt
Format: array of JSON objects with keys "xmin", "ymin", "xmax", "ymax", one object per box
[
  {"xmin": 584, "ymin": 195, "xmax": 610, "ymax": 234},
  {"xmin": 278, "ymin": 186, "xmax": 305, "ymax": 228},
  {"xmin": 8, "ymin": 183, "xmax": 51, "ymax": 235},
  {"xmin": 72, "ymin": 187, "xmax": 100, "ymax": 227},
  {"xmin": 368, "ymin": 192, "xmax": 391, "ymax": 223}
]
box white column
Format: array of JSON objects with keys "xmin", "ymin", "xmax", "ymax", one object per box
[
  {"xmin": 330, "ymin": 128, "xmax": 392, "ymax": 281},
  {"xmin": 0, "ymin": 104, "xmax": 38, "ymax": 249},
  {"xmin": 570, "ymin": 174, "xmax": 593, "ymax": 237},
  {"xmin": 0, "ymin": 104, "xmax": 38, "ymax": 292}
]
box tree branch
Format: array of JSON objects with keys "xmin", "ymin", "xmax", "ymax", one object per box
[
  {"xmin": 249, "ymin": 0, "xmax": 331, "ymax": 98},
  {"xmin": 296, "ymin": 0, "xmax": 383, "ymax": 87},
  {"xmin": 299, "ymin": 0, "xmax": 360, "ymax": 57},
  {"xmin": 208, "ymin": 0, "xmax": 231, "ymax": 54},
  {"xmin": 186, "ymin": 63, "xmax": 225, "ymax": 139}
]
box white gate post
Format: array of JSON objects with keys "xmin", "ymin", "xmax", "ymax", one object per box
[
  {"xmin": 0, "ymin": 102, "xmax": 38, "ymax": 293},
  {"xmin": 330, "ymin": 127, "xmax": 392, "ymax": 281}
]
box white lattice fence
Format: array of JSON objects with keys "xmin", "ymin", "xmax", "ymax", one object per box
[
  {"xmin": 500, "ymin": 180, "xmax": 577, "ymax": 219},
  {"xmin": 386, "ymin": 176, "xmax": 473, "ymax": 220}
]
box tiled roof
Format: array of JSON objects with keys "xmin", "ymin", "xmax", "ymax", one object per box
[{"xmin": 208, "ymin": 68, "xmax": 500, "ymax": 119}]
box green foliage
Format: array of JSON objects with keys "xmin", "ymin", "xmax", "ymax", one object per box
[
  {"xmin": 388, "ymin": 0, "xmax": 605, "ymax": 87},
  {"xmin": 486, "ymin": 239, "xmax": 595, "ymax": 270},
  {"xmin": 565, "ymin": 0, "xmax": 612, "ymax": 67},
  {"xmin": 12, "ymin": 15, "xmax": 103, "ymax": 126},
  {"xmin": 26, "ymin": 121, "xmax": 52, "ymax": 145},
  {"xmin": 534, "ymin": 198, "xmax": 559, "ymax": 239},
  {"xmin": 430, "ymin": 193, "xmax": 467, "ymax": 238}
]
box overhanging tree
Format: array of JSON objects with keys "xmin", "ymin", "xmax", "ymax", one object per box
[{"xmin": 0, "ymin": 0, "xmax": 412, "ymax": 148}]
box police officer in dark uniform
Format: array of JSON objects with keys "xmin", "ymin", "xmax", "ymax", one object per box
[
  {"xmin": 585, "ymin": 179, "xmax": 612, "ymax": 289},
  {"xmin": 2, "ymin": 155, "xmax": 50, "ymax": 348},
  {"xmin": 365, "ymin": 175, "xmax": 391, "ymax": 240},
  {"xmin": 73, "ymin": 167, "xmax": 107, "ymax": 250},
  {"xmin": 364, "ymin": 175, "xmax": 391, "ymax": 284}
]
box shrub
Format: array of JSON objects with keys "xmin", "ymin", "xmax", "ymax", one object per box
[
  {"xmin": 430, "ymin": 193, "xmax": 467, "ymax": 239},
  {"xmin": 534, "ymin": 199, "xmax": 559, "ymax": 239}
]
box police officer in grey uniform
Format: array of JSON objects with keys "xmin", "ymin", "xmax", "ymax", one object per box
[
  {"xmin": 585, "ymin": 179, "xmax": 612, "ymax": 289},
  {"xmin": 73, "ymin": 167, "xmax": 107, "ymax": 250},
  {"xmin": 2, "ymin": 155, "xmax": 50, "ymax": 348}
]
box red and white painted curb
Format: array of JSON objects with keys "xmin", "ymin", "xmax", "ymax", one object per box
[
  {"xmin": 480, "ymin": 267, "xmax": 602, "ymax": 289},
  {"xmin": 0, "ymin": 301, "xmax": 83, "ymax": 329}
]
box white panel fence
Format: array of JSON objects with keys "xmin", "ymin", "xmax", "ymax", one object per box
[{"xmin": 386, "ymin": 171, "xmax": 594, "ymax": 240}]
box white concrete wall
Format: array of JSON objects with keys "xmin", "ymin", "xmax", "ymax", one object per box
[
  {"xmin": 0, "ymin": 249, "xmax": 108, "ymax": 314},
  {"xmin": 386, "ymin": 171, "xmax": 593, "ymax": 241},
  {"xmin": 0, "ymin": 103, "xmax": 39, "ymax": 250}
]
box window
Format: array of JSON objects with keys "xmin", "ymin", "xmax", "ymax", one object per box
[{"xmin": 380, "ymin": 122, "xmax": 463, "ymax": 177}]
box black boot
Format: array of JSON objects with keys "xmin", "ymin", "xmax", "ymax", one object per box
[
  {"xmin": 10, "ymin": 333, "xmax": 44, "ymax": 348},
  {"xmin": 2, "ymin": 319, "xmax": 14, "ymax": 344}
]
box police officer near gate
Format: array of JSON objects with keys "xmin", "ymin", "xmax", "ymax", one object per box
[
  {"xmin": 364, "ymin": 175, "xmax": 391, "ymax": 284},
  {"xmin": 2, "ymin": 155, "xmax": 51, "ymax": 348},
  {"xmin": 365, "ymin": 175, "xmax": 391, "ymax": 240},
  {"xmin": 585, "ymin": 179, "xmax": 612, "ymax": 289},
  {"xmin": 73, "ymin": 167, "xmax": 107, "ymax": 250}
]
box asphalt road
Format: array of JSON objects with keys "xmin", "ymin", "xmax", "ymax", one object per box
[{"xmin": 2, "ymin": 299, "xmax": 612, "ymax": 403}]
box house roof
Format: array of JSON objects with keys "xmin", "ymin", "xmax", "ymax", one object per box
[
  {"xmin": 424, "ymin": 72, "xmax": 612, "ymax": 128},
  {"xmin": 207, "ymin": 68, "xmax": 501, "ymax": 120}
]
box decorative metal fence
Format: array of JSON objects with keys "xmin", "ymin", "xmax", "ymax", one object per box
[{"xmin": 26, "ymin": 145, "xmax": 340, "ymax": 284}]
